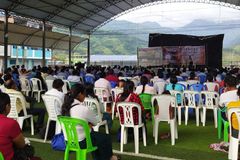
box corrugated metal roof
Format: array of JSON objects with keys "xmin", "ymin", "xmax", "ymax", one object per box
[{"xmin": 0, "ymin": 0, "xmax": 239, "ymax": 34}]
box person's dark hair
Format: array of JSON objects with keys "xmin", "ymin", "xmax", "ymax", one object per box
[
  {"xmin": 140, "ymin": 76, "xmax": 148, "ymax": 94},
  {"xmin": 119, "ymin": 80, "xmax": 135, "ymax": 102},
  {"xmin": 206, "ymin": 74, "xmax": 214, "ymax": 82},
  {"xmin": 157, "ymin": 70, "xmax": 164, "ymax": 79},
  {"xmin": 99, "ymin": 72, "xmax": 106, "ymax": 78},
  {"xmin": 85, "ymin": 83, "xmax": 99, "ymax": 101},
  {"xmin": 170, "ymin": 75, "xmax": 178, "ymax": 90},
  {"xmin": 52, "ymin": 79, "xmax": 64, "ymax": 89},
  {"xmin": 72, "ymin": 69, "xmax": 79, "ymax": 76},
  {"xmin": 4, "ymin": 79, "xmax": 16, "ymax": 89},
  {"xmin": 62, "ymin": 84, "xmax": 85, "ymax": 116},
  {"xmin": 162, "ymin": 90, "xmax": 171, "ymax": 95},
  {"xmin": 3, "ymin": 73, "xmax": 12, "ymax": 81},
  {"xmin": 0, "ymin": 92, "xmax": 10, "ymax": 114},
  {"xmin": 224, "ymin": 75, "xmax": 238, "ymax": 88},
  {"xmin": 189, "ymin": 71, "xmax": 195, "ymax": 80},
  {"xmin": 108, "ymin": 69, "xmax": 114, "ymax": 75}
]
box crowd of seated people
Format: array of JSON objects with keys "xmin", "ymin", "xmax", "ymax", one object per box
[{"xmin": 0, "ymin": 63, "xmax": 240, "ymax": 159}]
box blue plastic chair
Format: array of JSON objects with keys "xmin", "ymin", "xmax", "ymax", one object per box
[
  {"xmin": 189, "ymin": 84, "xmax": 204, "ymax": 92},
  {"xmin": 84, "ymin": 76, "xmax": 95, "ymax": 84},
  {"xmin": 109, "ymin": 81, "xmax": 117, "ymax": 88},
  {"xmin": 198, "ymin": 75, "xmax": 206, "ymax": 84}
]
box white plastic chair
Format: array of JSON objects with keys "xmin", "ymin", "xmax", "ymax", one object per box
[
  {"xmin": 83, "ymin": 97, "xmax": 109, "ymax": 134},
  {"xmin": 20, "ymin": 78, "xmax": 31, "ymax": 96},
  {"xmin": 62, "ymin": 80, "xmax": 71, "ymax": 94},
  {"xmin": 200, "ymin": 91, "xmax": 219, "ymax": 128},
  {"xmin": 183, "ymin": 90, "xmax": 202, "ymax": 126},
  {"xmin": 131, "ymin": 77, "xmax": 140, "ymax": 87},
  {"xmin": 45, "ymin": 79, "xmax": 54, "ymax": 91},
  {"xmin": 117, "ymin": 102, "xmax": 146, "ymax": 154},
  {"xmin": 187, "ymin": 80, "xmax": 199, "ymax": 86},
  {"xmin": 228, "ymin": 108, "xmax": 240, "ymax": 160},
  {"xmin": 30, "ymin": 78, "xmax": 45, "ymax": 102},
  {"xmin": 42, "ymin": 94, "xmax": 62, "ymax": 142},
  {"xmin": 169, "ymin": 90, "xmax": 184, "ymax": 125},
  {"xmin": 57, "ymin": 75, "xmax": 65, "ymax": 80},
  {"xmin": 111, "ymin": 88, "xmax": 123, "ymax": 120},
  {"xmin": 151, "ymin": 95, "xmax": 178, "ymax": 145},
  {"xmin": 177, "ymin": 81, "xmax": 189, "ymax": 90},
  {"xmin": 94, "ymin": 87, "xmax": 111, "ymax": 112},
  {"xmin": 204, "ymin": 82, "xmax": 219, "ymax": 92},
  {"xmin": 154, "ymin": 81, "xmax": 167, "ymax": 94},
  {"xmin": 8, "ymin": 93, "xmax": 34, "ymax": 135}
]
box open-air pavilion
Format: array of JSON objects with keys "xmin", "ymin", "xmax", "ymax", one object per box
[
  {"xmin": 0, "ymin": 1, "xmax": 240, "ymax": 160},
  {"xmin": 0, "ymin": 0, "xmax": 239, "ymax": 70}
]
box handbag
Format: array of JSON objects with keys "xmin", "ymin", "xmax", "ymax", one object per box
[{"xmin": 51, "ymin": 133, "xmax": 66, "ymax": 151}]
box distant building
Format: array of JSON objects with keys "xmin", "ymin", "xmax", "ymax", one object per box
[
  {"xmin": 0, "ymin": 45, "xmax": 52, "ymax": 71},
  {"xmin": 90, "ymin": 55, "xmax": 137, "ymax": 66}
]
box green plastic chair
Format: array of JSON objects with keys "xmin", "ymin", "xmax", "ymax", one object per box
[
  {"xmin": 217, "ymin": 107, "xmax": 229, "ymax": 142},
  {"xmin": 139, "ymin": 93, "xmax": 152, "ymax": 111},
  {"xmin": 58, "ymin": 116, "xmax": 97, "ymax": 160},
  {"xmin": 139, "ymin": 93, "xmax": 154, "ymax": 125},
  {"xmin": 0, "ymin": 152, "xmax": 4, "ymax": 160}
]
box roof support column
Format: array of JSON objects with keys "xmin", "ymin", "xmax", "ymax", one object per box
[
  {"xmin": 69, "ymin": 26, "xmax": 72, "ymax": 66},
  {"xmin": 22, "ymin": 45, "xmax": 25, "ymax": 67},
  {"xmin": 42, "ymin": 21, "xmax": 46, "ymax": 67},
  {"xmin": 87, "ymin": 35, "xmax": 90, "ymax": 66},
  {"xmin": 4, "ymin": 10, "xmax": 9, "ymax": 70}
]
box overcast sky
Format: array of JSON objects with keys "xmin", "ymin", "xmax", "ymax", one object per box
[{"xmin": 116, "ymin": 2, "xmax": 240, "ymax": 28}]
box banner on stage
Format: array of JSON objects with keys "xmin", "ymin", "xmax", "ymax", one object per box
[
  {"xmin": 137, "ymin": 47, "xmax": 163, "ymax": 66},
  {"xmin": 162, "ymin": 46, "xmax": 205, "ymax": 65}
]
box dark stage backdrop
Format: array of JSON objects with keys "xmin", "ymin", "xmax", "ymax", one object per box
[{"xmin": 148, "ymin": 33, "xmax": 224, "ymax": 68}]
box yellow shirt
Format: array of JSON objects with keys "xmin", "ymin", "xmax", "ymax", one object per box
[{"xmin": 227, "ymin": 101, "xmax": 240, "ymax": 130}]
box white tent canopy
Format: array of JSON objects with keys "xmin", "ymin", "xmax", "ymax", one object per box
[{"xmin": 0, "ymin": 22, "xmax": 87, "ymax": 50}]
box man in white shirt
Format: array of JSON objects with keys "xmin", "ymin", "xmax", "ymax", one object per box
[
  {"xmin": 45, "ymin": 79, "xmax": 65, "ymax": 115},
  {"xmin": 219, "ymin": 75, "xmax": 239, "ymax": 107},
  {"xmin": 94, "ymin": 72, "xmax": 112, "ymax": 98}
]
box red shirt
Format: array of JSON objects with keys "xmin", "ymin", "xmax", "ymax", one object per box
[
  {"xmin": 106, "ymin": 75, "xmax": 119, "ymax": 83},
  {"xmin": 116, "ymin": 93, "xmax": 144, "ymax": 125},
  {"xmin": 0, "ymin": 114, "xmax": 21, "ymax": 160}
]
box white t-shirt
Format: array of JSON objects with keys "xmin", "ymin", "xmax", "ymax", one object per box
[
  {"xmin": 67, "ymin": 75, "xmax": 81, "ymax": 83},
  {"xmin": 219, "ymin": 90, "xmax": 239, "ymax": 107},
  {"xmin": 45, "ymin": 88, "xmax": 65, "ymax": 115},
  {"xmin": 70, "ymin": 99, "xmax": 99, "ymax": 141},
  {"xmin": 135, "ymin": 84, "xmax": 156, "ymax": 95}
]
